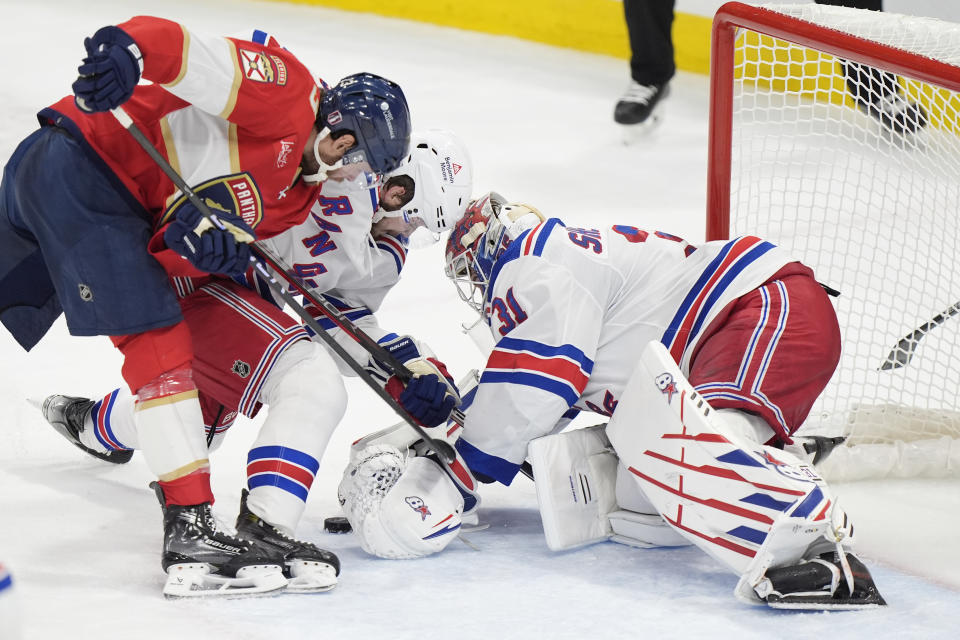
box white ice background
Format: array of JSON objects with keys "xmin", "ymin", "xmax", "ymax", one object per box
[{"xmin": 0, "ymin": 0, "xmax": 958, "ymax": 638}]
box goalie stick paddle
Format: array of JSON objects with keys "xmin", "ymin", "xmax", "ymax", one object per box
[
  {"xmin": 110, "ymin": 107, "xmax": 456, "ymax": 463},
  {"xmin": 879, "ymin": 300, "xmax": 960, "ymax": 370}
]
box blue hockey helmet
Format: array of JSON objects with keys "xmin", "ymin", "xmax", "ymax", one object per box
[
  {"xmin": 319, "ymin": 73, "xmax": 411, "ymax": 174},
  {"xmin": 444, "ymin": 192, "xmax": 544, "ymax": 316}
]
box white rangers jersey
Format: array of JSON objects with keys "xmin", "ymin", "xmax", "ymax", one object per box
[
  {"xmin": 460, "ymin": 219, "xmax": 798, "ymax": 482},
  {"xmin": 256, "ymin": 176, "xmax": 408, "ymax": 367}
]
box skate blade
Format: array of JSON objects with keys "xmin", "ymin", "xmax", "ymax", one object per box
[
  {"xmin": 766, "ymin": 600, "xmax": 886, "ymax": 611},
  {"xmin": 284, "ymin": 561, "xmax": 338, "ymax": 594},
  {"xmin": 765, "ymin": 594, "xmax": 887, "ymax": 611},
  {"xmin": 460, "ymin": 522, "xmax": 490, "ymax": 533},
  {"xmin": 163, "ymin": 563, "xmax": 287, "ymax": 599}
]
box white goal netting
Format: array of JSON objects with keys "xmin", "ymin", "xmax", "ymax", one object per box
[{"xmin": 714, "ymin": 3, "xmax": 960, "ymax": 479}]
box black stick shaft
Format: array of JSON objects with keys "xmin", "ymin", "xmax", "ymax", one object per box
[
  {"xmin": 879, "ymin": 300, "xmax": 960, "ymax": 371},
  {"xmin": 111, "ymin": 107, "xmax": 455, "ymax": 462}
]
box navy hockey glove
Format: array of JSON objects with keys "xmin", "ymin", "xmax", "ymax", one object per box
[
  {"xmin": 72, "ymin": 26, "xmax": 143, "ymax": 112},
  {"xmin": 371, "ymin": 335, "xmax": 460, "ymax": 428},
  {"xmin": 163, "ymin": 202, "xmax": 256, "ymax": 277}
]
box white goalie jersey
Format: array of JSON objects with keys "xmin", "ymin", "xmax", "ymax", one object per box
[
  {"xmin": 460, "ymin": 220, "xmax": 798, "ymax": 483},
  {"xmin": 255, "ymin": 175, "xmax": 407, "ymax": 368}
]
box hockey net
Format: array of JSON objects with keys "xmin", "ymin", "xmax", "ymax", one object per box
[{"xmin": 706, "ymin": 2, "xmax": 960, "ymax": 480}]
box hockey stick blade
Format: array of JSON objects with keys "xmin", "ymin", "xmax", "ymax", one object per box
[
  {"xmin": 879, "ymin": 300, "xmax": 960, "ymax": 370},
  {"xmin": 110, "ymin": 107, "xmax": 456, "ymax": 463}
]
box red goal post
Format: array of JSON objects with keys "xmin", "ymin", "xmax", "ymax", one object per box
[
  {"xmin": 705, "ymin": 2, "xmax": 960, "ymax": 480},
  {"xmin": 707, "ymin": 1, "xmax": 960, "ymax": 243}
]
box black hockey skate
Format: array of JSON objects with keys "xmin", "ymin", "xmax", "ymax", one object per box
[
  {"xmin": 152, "ymin": 482, "xmax": 287, "ymax": 598},
  {"xmin": 758, "ymin": 550, "xmax": 887, "ymax": 610},
  {"xmin": 614, "ymin": 81, "xmax": 669, "ymax": 126},
  {"xmin": 235, "ymin": 489, "xmax": 339, "ymax": 593},
  {"xmin": 39, "ymin": 395, "xmax": 133, "ymax": 464}
]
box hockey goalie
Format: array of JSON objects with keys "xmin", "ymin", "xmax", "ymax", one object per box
[{"xmin": 339, "ymin": 192, "xmax": 886, "ymax": 610}]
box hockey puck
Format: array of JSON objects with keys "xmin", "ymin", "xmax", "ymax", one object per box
[{"xmin": 324, "ymin": 516, "xmax": 352, "ymax": 534}]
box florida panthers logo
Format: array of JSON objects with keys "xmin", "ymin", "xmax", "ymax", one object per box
[
  {"xmin": 159, "ymin": 172, "xmax": 264, "ymax": 232},
  {"xmin": 655, "ymin": 372, "xmax": 678, "ymax": 403},
  {"xmin": 405, "ymin": 496, "xmax": 431, "ymax": 521}
]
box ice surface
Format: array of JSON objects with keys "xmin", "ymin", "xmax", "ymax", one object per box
[{"xmin": 0, "ymin": 1, "xmax": 957, "ymax": 638}]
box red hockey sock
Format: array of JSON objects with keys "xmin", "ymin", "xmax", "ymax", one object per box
[{"xmin": 158, "ymin": 469, "xmax": 214, "ymax": 506}]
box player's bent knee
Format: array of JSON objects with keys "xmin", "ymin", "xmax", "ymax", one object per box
[{"xmin": 260, "ymin": 340, "xmax": 347, "ymax": 419}]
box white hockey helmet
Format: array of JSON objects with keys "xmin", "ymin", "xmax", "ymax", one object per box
[
  {"xmin": 339, "ymin": 445, "xmax": 464, "ymax": 559},
  {"xmin": 373, "ymin": 129, "xmax": 473, "ymax": 245}
]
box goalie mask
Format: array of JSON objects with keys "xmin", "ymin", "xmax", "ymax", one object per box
[
  {"xmin": 339, "ymin": 446, "xmax": 464, "ymax": 560},
  {"xmin": 443, "ymin": 191, "xmax": 545, "ymax": 316},
  {"xmin": 373, "ymin": 129, "xmax": 473, "ymax": 247}
]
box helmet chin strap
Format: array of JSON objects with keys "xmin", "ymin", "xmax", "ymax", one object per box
[{"xmin": 301, "ymin": 126, "xmax": 343, "ymax": 184}]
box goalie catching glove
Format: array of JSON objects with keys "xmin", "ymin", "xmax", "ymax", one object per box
[
  {"xmin": 367, "ymin": 335, "xmax": 460, "ymax": 427},
  {"xmin": 338, "ymin": 444, "xmax": 464, "ymax": 559}
]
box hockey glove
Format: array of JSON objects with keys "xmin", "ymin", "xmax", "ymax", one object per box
[
  {"xmin": 73, "ymin": 26, "xmax": 143, "ymax": 113},
  {"xmin": 163, "ymin": 202, "xmax": 256, "ymax": 277},
  {"xmin": 370, "ymin": 335, "xmax": 460, "ymax": 428}
]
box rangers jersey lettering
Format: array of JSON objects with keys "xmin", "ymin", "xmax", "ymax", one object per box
[{"xmin": 256, "ymin": 176, "xmax": 408, "ymax": 365}]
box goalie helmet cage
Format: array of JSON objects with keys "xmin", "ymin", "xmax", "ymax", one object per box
[{"xmin": 705, "ymin": 2, "xmax": 960, "ymax": 480}]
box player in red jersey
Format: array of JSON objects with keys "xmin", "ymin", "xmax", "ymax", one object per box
[{"xmin": 0, "ymin": 16, "xmax": 411, "ymax": 597}]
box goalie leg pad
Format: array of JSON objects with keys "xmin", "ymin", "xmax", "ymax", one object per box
[
  {"xmin": 610, "ymin": 465, "xmax": 691, "ymax": 548},
  {"xmin": 528, "ymin": 425, "xmax": 618, "ymax": 551},
  {"xmin": 606, "ymin": 342, "xmax": 847, "ymax": 579},
  {"xmin": 608, "ymin": 510, "xmax": 691, "ymax": 548}
]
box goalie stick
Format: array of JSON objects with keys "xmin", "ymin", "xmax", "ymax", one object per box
[
  {"xmin": 879, "ymin": 300, "xmax": 960, "ymax": 370},
  {"xmin": 110, "ymin": 107, "xmax": 456, "ymax": 463}
]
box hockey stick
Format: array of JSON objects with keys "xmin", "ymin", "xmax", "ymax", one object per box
[
  {"xmin": 879, "ymin": 300, "xmax": 960, "ymax": 370},
  {"xmin": 111, "ymin": 107, "xmax": 456, "ymax": 463}
]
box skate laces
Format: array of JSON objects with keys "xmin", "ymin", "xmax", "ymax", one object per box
[
  {"xmin": 823, "ymin": 500, "xmax": 856, "ymax": 596},
  {"xmin": 199, "ymin": 505, "xmax": 248, "ymax": 547},
  {"xmin": 264, "ymin": 519, "xmax": 309, "ymax": 548},
  {"xmin": 620, "ymin": 82, "xmax": 659, "ymax": 106}
]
